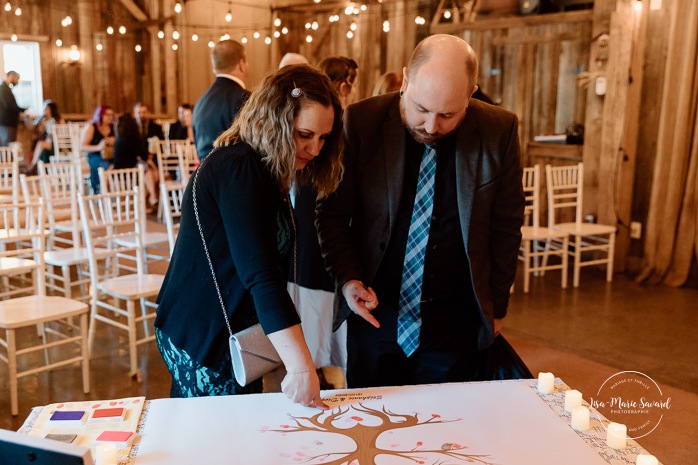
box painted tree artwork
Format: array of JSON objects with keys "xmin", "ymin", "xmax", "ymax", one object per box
[{"xmin": 261, "ymin": 403, "xmax": 499, "ymax": 465}]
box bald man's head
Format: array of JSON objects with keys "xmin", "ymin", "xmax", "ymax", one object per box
[
  {"xmin": 406, "ymin": 34, "xmax": 478, "ymax": 92},
  {"xmin": 399, "ymin": 35, "xmax": 479, "ymax": 145}
]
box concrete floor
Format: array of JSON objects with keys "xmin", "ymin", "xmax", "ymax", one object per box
[{"xmin": 0, "ymin": 225, "xmax": 695, "ymax": 463}]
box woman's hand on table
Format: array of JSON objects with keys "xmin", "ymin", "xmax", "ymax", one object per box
[{"xmin": 281, "ymin": 369, "xmax": 328, "ymax": 410}]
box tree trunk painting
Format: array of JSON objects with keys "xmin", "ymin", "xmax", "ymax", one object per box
[{"xmin": 265, "ymin": 403, "xmax": 498, "ymax": 465}]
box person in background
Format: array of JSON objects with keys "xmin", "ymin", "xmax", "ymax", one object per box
[
  {"xmin": 193, "ymin": 40, "xmax": 249, "ymax": 160},
  {"xmin": 155, "ymin": 65, "xmax": 344, "ymax": 409},
  {"xmin": 0, "ymin": 71, "xmax": 26, "ymax": 146},
  {"xmin": 372, "ymin": 71, "xmax": 403, "ymax": 96},
  {"xmin": 287, "ymin": 56, "xmax": 359, "ymax": 389},
  {"xmin": 26, "ymin": 99, "xmax": 64, "ymax": 173},
  {"xmin": 316, "ymin": 34, "xmax": 524, "ymax": 389},
  {"xmin": 133, "ymin": 102, "xmax": 162, "ymax": 207},
  {"xmin": 81, "ymin": 105, "xmax": 115, "ymax": 193},
  {"xmin": 168, "ymin": 103, "xmax": 194, "ymax": 142},
  {"xmin": 318, "ymin": 57, "xmax": 358, "ymax": 109},
  {"xmin": 279, "ymin": 52, "xmax": 309, "ymax": 68},
  {"xmin": 112, "ymin": 113, "xmax": 140, "ymax": 169}
]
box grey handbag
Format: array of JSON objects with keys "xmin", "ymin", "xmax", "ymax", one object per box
[{"xmin": 192, "ymin": 157, "xmax": 287, "ymax": 386}]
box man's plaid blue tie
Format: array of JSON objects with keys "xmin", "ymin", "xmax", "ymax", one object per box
[{"xmin": 397, "ymin": 144, "xmax": 436, "ymax": 357}]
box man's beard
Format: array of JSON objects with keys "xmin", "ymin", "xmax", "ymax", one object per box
[{"xmin": 399, "ymin": 97, "xmax": 465, "ymax": 145}]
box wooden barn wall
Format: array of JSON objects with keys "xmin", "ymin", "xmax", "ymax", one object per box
[{"xmin": 457, "ymin": 16, "xmax": 591, "ymax": 164}]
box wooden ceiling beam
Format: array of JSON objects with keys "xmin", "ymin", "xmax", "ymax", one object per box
[{"xmin": 118, "ymin": 0, "xmax": 149, "ymax": 22}]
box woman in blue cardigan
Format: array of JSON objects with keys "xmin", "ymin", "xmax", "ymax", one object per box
[{"xmin": 155, "ymin": 65, "xmax": 343, "ymax": 410}]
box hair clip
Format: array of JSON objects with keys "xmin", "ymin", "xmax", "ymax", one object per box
[{"xmin": 291, "ymin": 81, "xmax": 302, "ymax": 98}]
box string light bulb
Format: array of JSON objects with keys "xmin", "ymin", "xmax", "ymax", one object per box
[
  {"xmin": 15, "ymin": 6, "xmax": 21, "ymax": 15},
  {"xmin": 634, "ymin": 0, "xmax": 643, "ymax": 11},
  {"xmin": 225, "ymin": 2, "xmax": 232, "ymax": 22},
  {"xmin": 135, "ymin": 44, "xmax": 142, "ymax": 52},
  {"xmin": 55, "ymin": 38, "xmax": 63, "ymax": 47},
  {"xmin": 305, "ymin": 35, "xmax": 313, "ymax": 43},
  {"xmin": 68, "ymin": 45, "xmax": 80, "ymax": 61},
  {"xmin": 344, "ymin": 5, "xmax": 353, "ymax": 15},
  {"xmin": 191, "ymin": 33, "xmax": 198, "ymax": 41},
  {"xmin": 281, "ymin": 27, "xmax": 288, "ymax": 34},
  {"xmin": 3, "ymin": 2, "xmax": 10, "ymax": 12},
  {"xmin": 273, "ymin": 31, "xmax": 280, "ymax": 38},
  {"xmin": 273, "ymin": 18, "xmax": 281, "ymax": 27},
  {"xmin": 172, "ymin": 43, "xmax": 178, "ymax": 51},
  {"xmin": 241, "ymin": 36, "xmax": 248, "ymax": 44},
  {"xmin": 253, "ymin": 31, "xmax": 260, "ymax": 39},
  {"xmin": 62, "ymin": 15, "xmax": 72, "ymax": 27},
  {"xmin": 311, "ymin": 21, "xmax": 319, "ymax": 30},
  {"xmin": 118, "ymin": 25, "xmax": 126, "ymax": 34},
  {"xmin": 350, "ymin": 22, "xmax": 357, "ymax": 31},
  {"xmin": 157, "ymin": 30, "xmax": 165, "ymax": 39},
  {"xmin": 96, "ymin": 43, "xmax": 103, "ymax": 51},
  {"xmin": 444, "ymin": 10, "xmax": 452, "ymax": 19},
  {"xmin": 172, "ymin": 30, "xmax": 180, "ymax": 40},
  {"xmin": 107, "ymin": 26, "xmax": 114, "ymax": 35},
  {"xmin": 174, "ymin": 2, "xmax": 182, "ymax": 13},
  {"xmin": 10, "ymin": 33, "xmax": 17, "ymax": 41},
  {"xmin": 208, "ymin": 40, "xmax": 215, "ymax": 48},
  {"xmin": 383, "ymin": 20, "xmax": 390, "ymax": 32},
  {"xmin": 264, "ymin": 36, "xmax": 271, "ymax": 44},
  {"xmin": 360, "ymin": 4, "xmax": 367, "ymax": 11},
  {"xmin": 305, "ymin": 22, "xmax": 311, "ymax": 29},
  {"xmin": 346, "ymin": 30, "xmax": 354, "ymax": 39}
]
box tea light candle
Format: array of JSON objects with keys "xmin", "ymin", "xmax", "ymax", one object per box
[
  {"xmin": 571, "ymin": 406, "xmax": 590, "ymax": 431},
  {"xmin": 564, "ymin": 389, "xmax": 582, "ymax": 413},
  {"xmin": 94, "ymin": 443, "xmax": 117, "ymax": 465},
  {"xmin": 636, "ymin": 454, "xmax": 658, "ymax": 465},
  {"xmin": 606, "ymin": 422, "xmax": 627, "ymax": 449},
  {"xmin": 537, "ymin": 372, "xmax": 555, "ymax": 394}
]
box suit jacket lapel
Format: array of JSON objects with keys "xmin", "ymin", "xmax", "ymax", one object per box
[
  {"xmin": 383, "ymin": 97, "xmax": 406, "ymax": 227},
  {"xmin": 455, "ymin": 109, "xmax": 481, "ymax": 248}
]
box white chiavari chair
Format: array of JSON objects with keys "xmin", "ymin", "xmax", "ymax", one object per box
[
  {"xmin": 0, "ymin": 200, "xmax": 90, "ymax": 415},
  {"xmin": 517, "ymin": 165, "xmax": 569, "ymax": 293},
  {"xmin": 546, "ymin": 163, "xmax": 617, "ymax": 288},
  {"xmin": 98, "ymin": 165, "xmax": 170, "ymax": 272},
  {"xmin": 78, "ymin": 187, "xmax": 164, "ymax": 379}
]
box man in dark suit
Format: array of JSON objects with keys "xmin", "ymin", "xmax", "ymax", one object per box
[
  {"xmin": 134, "ymin": 102, "xmax": 164, "ymax": 159},
  {"xmin": 0, "ymin": 71, "xmax": 26, "ymax": 146},
  {"xmin": 193, "ymin": 40, "xmax": 249, "ymax": 160},
  {"xmin": 316, "ymin": 35, "xmax": 524, "ymax": 389}
]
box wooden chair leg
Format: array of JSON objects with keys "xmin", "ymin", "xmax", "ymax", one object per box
[
  {"xmin": 80, "ymin": 313, "xmax": 91, "ymax": 394},
  {"xmin": 561, "ymin": 236, "xmax": 569, "ymax": 289},
  {"xmin": 7, "ymin": 328, "xmax": 18, "ymax": 416},
  {"xmin": 126, "ymin": 300, "xmax": 139, "ymax": 380},
  {"xmin": 573, "ymin": 236, "xmax": 582, "ymax": 288},
  {"xmin": 606, "ymin": 233, "xmax": 616, "ymax": 282},
  {"xmin": 523, "ymin": 240, "xmax": 531, "ymax": 293}
]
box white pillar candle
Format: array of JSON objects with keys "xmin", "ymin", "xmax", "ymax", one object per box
[
  {"xmin": 537, "ymin": 372, "xmax": 555, "ymax": 394},
  {"xmin": 564, "ymin": 389, "xmax": 583, "ymax": 413},
  {"xmin": 636, "ymin": 454, "xmax": 658, "ymax": 465},
  {"xmin": 94, "ymin": 443, "xmax": 118, "ymax": 465},
  {"xmin": 571, "ymin": 406, "xmax": 590, "ymax": 431},
  {"xmin": 606, "ymin": 422, "xmax": 627, "ymax": 449}
]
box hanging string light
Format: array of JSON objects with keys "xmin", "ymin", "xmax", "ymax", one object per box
[
  {"xmin": 172, "ymin": 43, "xmax": 178, "ymax": 51},
  {"xmin": 118, "ymin": 25, "xmax": 126, "ymax": 34},
  {"xmin": 241, "ymin": 36, "xmax": 248, "ymax": 44},
  {"xmin": 157, "ymin": 30, "xmax": 165, "ymax": 39},
  {"xmin": 174, "ymin": 2, "xmax": 182, "ymax": 13},
  {"xmin": 96, "ymin": 43, "xmax": 103, "ymax": 51},
  {"xmin": 350, "ymin": 22, "xmax": 357, "ymax": 31},
  {"xmin": 253, "ymin": 31, "xmax": 260, "ymax": 39},
  {"xmin": 281, "ymin": 27, "xmax": 288, "ymax": 34},
  {"xmin": 273, "ymin": 18, "xmax": 281, "ymax": 27},
  {"xmin": 273, "ymin": 31, "xmax": 280, "ymax": 38},
  {"xmin": 346, "ymin": 31, "xmax": 354, "ymax": 39},
  {"xmin": 305, "ymin": 35, "xmax": 313, "ymax": 43},
  {"xmin": 14, "ymin": 5, "xmax": 21, "ymax": 15},
  {"xmin": 225, "ymin": 1, "xmax": 232, "ymax": 22},
  {"xmin": 208, "ymin": 40, "xmax": 215, "ymax": 48},
  {"xmin": 55, "ymin": 38, "xmax": 63, "ymax": 47},
  {"xmin": 135, "ymin": 44, "xmax": 142, "ymax": 52},
  {"xmin": 311, "ymin": 21, "xmax": 319, "ymax": 30},
  {"xmin": 264, "ymin": 36, "xmax": 271, "ymax": 45},
  {"xmin": 172, "ymin": 30, "xmax": 180, "ymax": 40},
  {"xmin": 107, "ymin": 26, "xmax": 114, "ymax": 35},
  {"xmin": 443, "ymin": 10, "xmax": 452, "ymax": 19},
  {"xmin": 3, "ymin": 2, "xmax": 10, "ymax": 12},
  {"xmin": 10, "ymin": 33, "xmax": 17, "ymax": 41},
  {"xmin": 383, "ymin": 20, "xmax": 390, "ymax": 32},
  {"xmin": 191, "ymin": 33, "xmax": 199, "ymax": 41}
]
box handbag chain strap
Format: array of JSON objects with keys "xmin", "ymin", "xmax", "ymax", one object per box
[{"xmin": 192, "ymin": 154, "xmax": 298, "ymax": 338}]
